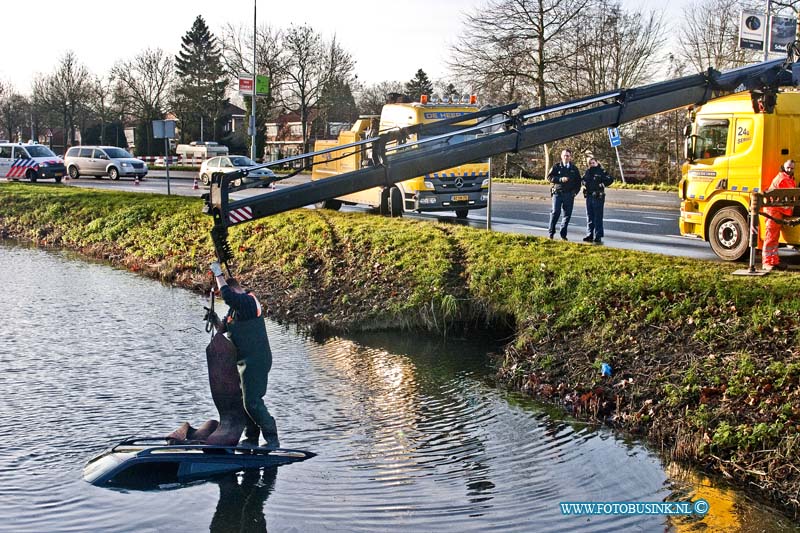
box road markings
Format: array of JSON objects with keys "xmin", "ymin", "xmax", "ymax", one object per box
[{"xmin": 603, "ymin": 218, "xmax": 656, "ymax": 225}]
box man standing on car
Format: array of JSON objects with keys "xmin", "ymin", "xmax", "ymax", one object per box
[
  {"xmin": 547, "ymin": 149, "xmax": 582, "ymax": 240},
  {"xmin": 210, "ymin": 262, "xmax": 280, "ymax": 449}
]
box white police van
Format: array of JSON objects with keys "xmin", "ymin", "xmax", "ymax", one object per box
[{"xmin": 0, "ymin": 142, "xmax": 66, "ymax": 183}]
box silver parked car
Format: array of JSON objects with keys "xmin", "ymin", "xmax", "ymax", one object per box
[
  {"xmin": 64, "ymin": 146, "xmax": 148, "ymax": 180},
  {"xmin": 199, "ymin": 155, "xmax": 276, "ymax": 187}
]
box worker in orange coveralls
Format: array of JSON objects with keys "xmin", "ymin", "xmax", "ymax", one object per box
[{"xmin": 762, "ymin": 159, "xmax": 796, "ymax": 271}]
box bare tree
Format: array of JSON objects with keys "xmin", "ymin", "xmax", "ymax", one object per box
[
  {"xmin": 283, "ymin": 25, "xmax": 355, "ymax": 153},
  {"xmin": 90, "ymin": 75, "xmax": 116, "ymax": 145},
  {"xmin": 111, "ymin": 48, "xmax": 174, "ymax": 155},
  {"xmin": 220, "ymin": 22, "xmax": 286, "ymax": 158},
  {"xmin": 449, "ymin": 0, "xmax": 593, "ymax": 174},
  {"xmin": 0, "ymin": 81, "xmax": 30, "ymax": 142},
  {"xmin": 559, "ymin": 0, "xmax": 665, "ymax": 97},
  {"xmin": 31, "ymin": 51, "xmax": 91, "ymax": 147},
  {"xmin": 545, "ymin": 1, "xmax": 666, "ymax": 169},
  {"xmin": 355, "ymin": 81, "xmax": 405, "ymax": 115},
  {"xmin": 679, "ymin": 0, "xmax": 760, "ymax": 71}
]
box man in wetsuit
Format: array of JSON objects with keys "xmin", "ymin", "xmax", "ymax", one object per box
[{"xmin": 210, "ymin": 261, "xmax": 280, "ymax": 449}]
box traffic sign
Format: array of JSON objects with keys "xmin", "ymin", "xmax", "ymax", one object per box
[
  {"xmin": 238, "ymin": 74, "xmax": 270, "ymax": 96},
  {"xmin": 608, "ymin": 127, "xmax": 622, "ymax": 147}
]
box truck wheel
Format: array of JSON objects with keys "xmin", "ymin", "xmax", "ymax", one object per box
[
  {"xmin": 455, "ymin": 209, "xmax": 469, "ymax": 219},
  {"xmin": 379, "ymin": 187, "xmax": 390, "ymax": 216},
  {"xmin": 315, "ymin": 199, "xmax": 342, "ymax": 211},
  {"xmin": 201, "ymin": 173, "xmax": 210, "ymax": 186},
  {"xmin": 26, "ymin": 169, "xmax": 37, "ymax": 183},
  {"xmin": 68, "ymin": 166, "xmax": 79, "ymax": 179},
  {"xmin": 389, "ymin": 186, "xmax": 403, "ymax": 217},
  {"xmin": 108, "ymin": 167, "xmax": 119, "ymax": 180},
  {"xmin": 709, "ymin": 206, "xmax": 750, "ymax": 261},
  {"xmin": 55, "ymin": 176, "xmax": 62, "ymax": 183}
]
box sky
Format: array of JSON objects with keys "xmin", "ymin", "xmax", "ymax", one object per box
[{"xmin": 2, "ymin": 0, "xmax": 680, "ymax": 96}]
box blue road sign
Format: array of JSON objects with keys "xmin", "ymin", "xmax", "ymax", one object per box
[{"xmin": 607, "ymin": 127, "xmax": 621, "ymax": 147}]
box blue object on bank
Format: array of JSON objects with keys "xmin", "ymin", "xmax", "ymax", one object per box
[{"xmin": 600, "ymin": 363, "xmax": 612, "ymax": 377}]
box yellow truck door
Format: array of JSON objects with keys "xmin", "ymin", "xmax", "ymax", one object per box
[{"xmin": 685, "ymin": 115, "xmax": 732, "ymax": 202}]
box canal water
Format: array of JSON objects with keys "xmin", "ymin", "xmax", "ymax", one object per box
[{"xmin": 0, "ymin": 243, "xmax": 796, "ymax": 532}]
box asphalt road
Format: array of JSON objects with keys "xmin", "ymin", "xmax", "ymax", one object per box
[{"xmin": 57, "ymin": 171, "xmax": 755, "ymax": 263}]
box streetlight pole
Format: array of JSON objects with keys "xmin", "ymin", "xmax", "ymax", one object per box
[
  {"xmin": 764, "ymin": 0, "xmax": 772, "ymax": 61},
  {"xmin": 250, "ymin": 0, "xmax": 257, "ymax": 162}
]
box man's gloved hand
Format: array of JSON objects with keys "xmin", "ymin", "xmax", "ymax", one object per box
[
  {"xmin": 210, "ymin": 261, "xmax": 224, "ymax": 277},
  {"xmin": 203, "ymin": 306, "xmax": 220, "ymax": 324}
]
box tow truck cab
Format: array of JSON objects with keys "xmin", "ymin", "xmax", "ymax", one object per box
[
  {"xmin": 312, "ymin": 96, "xmax": 489, "ymax": 219},
  {"xmin": 679, "ymin": 91, "xmax": 800, "ymax": 260}
]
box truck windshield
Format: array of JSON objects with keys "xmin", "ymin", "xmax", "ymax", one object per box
[
  {"xmin": 105, "ymin": 148, "xmax": 133, "ymax": 159},
  {"xmin": 418, "ymin": 124, "xmax": 480, "ymax": 147},
  {"xmin": 26, "ymin": 145, "xmax": 56, "ymax": 158},
  {"xmin": 693, "ymin": 119, "xmax": 729, "ymax": 160}
]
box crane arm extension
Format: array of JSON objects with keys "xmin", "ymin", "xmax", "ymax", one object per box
[{"xmin": 204, "ymin": 55, "xmax": 800, "ymax": 251}]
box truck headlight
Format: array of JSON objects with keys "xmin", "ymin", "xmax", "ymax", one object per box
[
  {"xmin": 423, "ymin": 181, "xmax": 435, "ymax": 190},
  {"xmin": 480, "ymin": 194, "xmax": 488, "ymax": 201},
  {"xmin": 482, "ymin": 178, "xmax": 490, "ymax": 187},
  {"xmin": 418, "ymin": 197, "xmax": 437, "ymax": 204}
]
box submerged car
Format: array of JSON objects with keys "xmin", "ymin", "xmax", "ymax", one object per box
[
  {"xmin": 83, "ymin": 437, "xmax": 315, "ymax": 489},
  {"xmin": 199, "ymin": 155, "xmax": 276, "ymax": 187},
  {"xmin": 64, "ymin": 146, "xmax": 148, "ymax": 180}
]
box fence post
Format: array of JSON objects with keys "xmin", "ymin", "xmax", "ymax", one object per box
[{"xmin": 747, "ymin": 192, "xmax": 759, "ymax": 273}]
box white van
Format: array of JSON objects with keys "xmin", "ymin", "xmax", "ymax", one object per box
[
  {"xmin": 0, "ymin": 142, "xmax": 66, "ymax": 183},
  {"xmin": 175, "ymin": 141, "xmax": 229, "ymax": 161}
]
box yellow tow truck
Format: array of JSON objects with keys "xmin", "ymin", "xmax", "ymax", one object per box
[
  {"xmin": 679, "ymin": 91, "xmax": 800, "ymax": 260},
  {"xmin": 311, "ymin": 95, "xmax": 490, "ymax": 218}
]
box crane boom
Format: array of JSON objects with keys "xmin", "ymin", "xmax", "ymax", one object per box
[{"xmin": 204, "ymin": 53, "xmax": 800, "ymax": 265}]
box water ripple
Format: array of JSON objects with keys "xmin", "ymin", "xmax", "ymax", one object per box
[{"xmin": 0, "ymin": 244, "xmax": 792, "ymax": 532}]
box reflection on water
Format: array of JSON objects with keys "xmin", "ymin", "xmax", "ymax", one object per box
[
  {"xmin": 666, "ymin": 463, "xmax": 799, "ymax": 532},
  {"xmin": 210, "ymin": 468, "xmax": 277, "ymax": 533},
  {"xmin": 0, "ymin": 242, "xmax": 795, "ymax": 532}
]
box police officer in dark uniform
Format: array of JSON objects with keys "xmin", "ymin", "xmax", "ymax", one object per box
[
  {"xmin": 581, "ymin": 157, "xmax": 614, "ymax": 244},
  {"xmin": 210, "ymin": 262, "xmax": 280, "ymax": 450},
  {"xmin": 547, "ymin": 149, "xmax": 582, "ymax": 240}
]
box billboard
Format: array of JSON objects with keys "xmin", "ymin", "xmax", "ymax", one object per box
[
  {"xmin": 740, "ymin": 11, "xmax": 766, "ymax": 50},
  {"xmin": 770, "ymin": 15, "xmax": 796, "ymax": 53},
  {"xmin": 740, "ymin": 11, "xmax": 798, "ymax": 52}
]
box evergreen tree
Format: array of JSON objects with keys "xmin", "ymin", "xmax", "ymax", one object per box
[
  {"xmin": 405, "ymin": 69, "xmax": 434, "ymax": 101},
  {"xmin": 443, "ymin": 83, "xmax": 459, "ymax": 101},
  {"xmin": 174, "ymin": 15, "xmax": 229, "ymax": 143},
  {"xmin": 317, "ymin": 79, "xmax": 358, "ymax": 138}
]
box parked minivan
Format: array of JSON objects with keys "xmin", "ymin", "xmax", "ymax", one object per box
[
  {"xmin": 0, "ymin": 142, "xmax": 65, "ymax": 182},
  {"xmin": 64, "ymin": 146, "xmax": 148, "ymax": 180}
]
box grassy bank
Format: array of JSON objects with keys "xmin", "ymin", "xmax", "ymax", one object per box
[{"xmin": 1, "ymin": 183, "xmax": 799, "ymax": 516}]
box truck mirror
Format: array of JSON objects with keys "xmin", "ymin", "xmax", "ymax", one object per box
[
  {"xmin": 682, "ymin": 124, "xmax": 692, "ymax": 137},
  {"xmin": 684, "ymin": 135, "xmax": 696, "ymax": 162}
]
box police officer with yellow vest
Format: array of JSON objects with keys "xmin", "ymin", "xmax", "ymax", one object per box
[{"xmin": 210, "ymin": 261, "xmax": 280, "ymax": 450}]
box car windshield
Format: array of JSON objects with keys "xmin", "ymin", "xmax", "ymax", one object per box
[
  {"xmin": 104, "ymin": 148, "xmax": 133, "ymax": 159},
  {"xmin": 230, "ymin": 156, "xmax": 257, "ymax": 167},
  {"xmin": 26, "ymin": 145, "xmax": 56, "ymax": 158}
]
